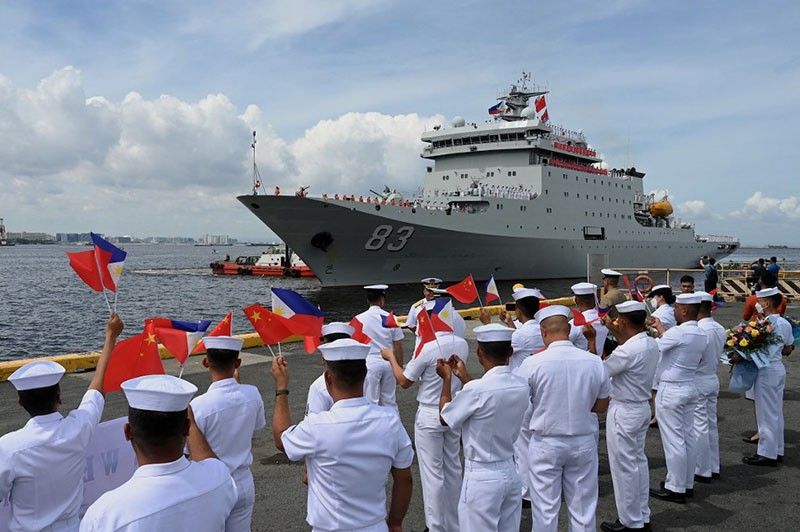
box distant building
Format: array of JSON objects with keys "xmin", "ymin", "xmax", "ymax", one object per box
[
  {"xmin": 199, "ymin": 234, "xmax": 231, "ymax": 245},
  {"xmin": 56, "ymin": 232, "xmax": 95, "ymax": 243},
  {"xmin": 7, "ymin": 232, "xmax": 56, "ymax": 243}
]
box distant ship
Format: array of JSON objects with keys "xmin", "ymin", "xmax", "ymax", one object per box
[
  {"xmin": 767, "ymin": 244, "xmax": 789, "ymax": 249},
  {"xmin": 0, "ymin": 217, "xmax": 14, "ymax": 246},
  {"xmin": 238, "ymin": 73, "xmax": 738, "ymax": 286}
]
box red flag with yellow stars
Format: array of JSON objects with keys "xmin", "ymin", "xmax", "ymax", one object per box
[
  {"xmin": 193, "ymin": 312, "xmax": 233, "ymax": 354},
  {"xmin": 414, "ymin": 309, "xmax": 437, "ymax": 358},
  {"xmin": 103, "ymin": 321, "xmax": 164, "ymax": 393},
  {"xmin": 244, "ymin": 304, "xmax": 293, "ymax": 345},
  {"xmin": 445, "ymin": 274, "xmax": 479, "ymax": 304}
]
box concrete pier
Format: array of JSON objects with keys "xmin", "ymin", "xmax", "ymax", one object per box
[{"xmin": 1, "ymin": 302, "xmax": 798, "ymax": 531}]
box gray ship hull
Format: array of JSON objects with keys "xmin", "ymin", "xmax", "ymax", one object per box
[{"xmin": 238, "ymin": 195, "xmax": 734, "ymax": 287}]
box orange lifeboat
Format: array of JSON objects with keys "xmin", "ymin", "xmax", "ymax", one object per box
[{"xmin": 649, "ymin": 198, "xmax": 673, "ymax": 218}]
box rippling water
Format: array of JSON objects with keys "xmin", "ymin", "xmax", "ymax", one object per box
[{"xmin": 0, "ymin": 244, "xmax": 796, "ymax": 359}]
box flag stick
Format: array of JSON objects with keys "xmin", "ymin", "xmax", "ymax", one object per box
[
  {"xmin": 266, "ymin": 344, "xmax": 277, "ymax": 358},
  {"xmin": 426, "ymin": 313, "xmax": 446, "ymax": 359},
  {"xmin": 113, "ymin": 291, "xmax": 118, "ymax": 314},
  {"xmin": 476, "ymin": 292, "xmax": 484, "ymax": 309},
  {"xmin": 90, "ymin": 247, "xmax": 113, "ymax": 315},
  {"xmin": 100, "ymin": 291, "xmax": 112, "ymax": 315},
  {"xmin": 278, "ymin": 342, "xmax": 282, "ymax": 358},
  {"xmin": 178, "ymin": 364, "xmax": 185, "ymax": 379}
]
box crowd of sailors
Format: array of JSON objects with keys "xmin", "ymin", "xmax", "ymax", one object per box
[{"xmin": 0, "ymin": 268, "xmax": 795, "ymax": 532}]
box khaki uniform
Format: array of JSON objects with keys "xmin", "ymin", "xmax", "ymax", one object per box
[{"xmin": 600, "ymin": 287, "xmax": 628, "ymax": 308}]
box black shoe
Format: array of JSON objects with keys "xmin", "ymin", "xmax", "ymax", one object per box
[
  {"xmin": 650, "ymin": 487, "xmax": 687, "ymax": 503},
  {"xmin": 686, "ymin": 488, "xmax": 694, "ymax": 498},
  {"xmin": 742, "ymin": 454, "xmax": 778, "ymax": 467},
  {"xmin": 643, "ymin": 523, "xmax": 652, "ymax": 531},
  {"xmin": 601, "ymin": 519, "xmax": 646, "ymax": 531},
  {"xmin": 711, "ymin": 472, "xmax": 720, "ymax": 480},
  {"xmin": 694, "ymin": 474, "xmax": 712, "ymax": 484},
  {"xmin": 742, "ymin": 436, "xmax": 759, "ymax": 444},
  {"xmin": 778, "ymin": 455, "xmax": 784, "ymax": 463}
]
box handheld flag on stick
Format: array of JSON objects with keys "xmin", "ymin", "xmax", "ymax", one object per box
[
  {"xmin": 270, "ymin": 288, "xmax": 324, "ymax": 338},
  {"xmin": 67, "ymin": 250, "xmax": 104, "ymax": 292},
  {"xmin": 446, "ymin": 274, "xmax": 479, "ymax": 305},
  {"xmin": 414, "ymin": 309, "xmax": 437, "ymax": 358},
  {"xmin": 381, "ymin": 312, "xmax": 400, "ymax": 328},
  {"xmin": 571, "ymin": 308, "xmax": 587, "ymax": 326},
  {"xmin": 621, "ymin": 275, "xmax": 644, "ymax": 302},
  {"xmin": 348, "ymin": 317, "xmax": 372, "ymax": 345},
  {"xmin": 193, "ymin": 312, "xmax": 233, "ymax": 354},
  {"xmin": 244, "ymin": 304, "xmax": 293, "ymax": 345},
  {"xmin": 485, "ymin": 276, "xmax": 500, "ymax": 304},
  {"xmin": 152, "ymin": 319, "xmax": 211, "ymax": 367},
  {"xmin": 430, "ymin": 298, "xmax": 455, "ymax": 333},
  {"xmin": 103, "ymin": 321, "xmax": 164, "ymax": 393},
  {"xmin": 90, "ymin": 233, "xmax": 126, "ymax": 293}
]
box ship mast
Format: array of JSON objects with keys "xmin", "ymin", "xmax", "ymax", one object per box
[
  {"xmin": 494, "ymin": 71, "xmax": 548, "ymax": 122},
  {"xmin": 251, "ymin": 131, "xmax": 264, "ymax": 195}
]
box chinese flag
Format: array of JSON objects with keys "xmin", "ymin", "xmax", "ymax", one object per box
[
  {"xmin": 535, "ymin": 95, "xmax": 547, "ymax": 113},
  {"xmin": 445, "ymin": 274, "xmax": 479, "ymax": 304},
  {"xmin": 103, "ymin": 322, "xmax": 164, "ymax": 393},
  {"xmin": 571, "ymin": 308, "xmax": 587, "ymax": 326},
  {"xmin": 348, "ymin": 317, "xmax": 372, "ymax": 345},
  {"xmin": 193, "ymin": 312, "xmax": 233, "ymax": 354},
  {"xmin": 414, "ymin": 309, "xmax": 436, "ymax": 358},
  {"xmin": 244, "ymin": 304, "xmax": 293, "ymax": 345},
  {"xmin": 66, "ymin": 250, "xmax": 104, "ymax": 292},
  {"xmin": 303, "ymin": 335, "xmax": 321, "ymax": 354},
  {"xmin": 621, "ymin": 276, "xmax": 643, "ymax": 302}
]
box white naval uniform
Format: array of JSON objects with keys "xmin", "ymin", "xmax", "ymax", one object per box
[
  {"xmin": 190, "ymin": 378, "xmax": 266, "ymax": 532},
  {"xmin": 441, "ymin": 366, "xmax": 529, "ymax": 532},
  {"xmin": 80, "ymin": 457, "xmax": 237, "ymax": 532},
  {"xmin": 654, "ymin": 320, "xmax": 706, "ymax": 493},
  {"xmin": 355, "ymin": 306, "xmax": 405, "ymax": 407},
  {"xmin": 652, "ymin": 304, "xmax": 676, "ymax": 330},
  {"xmin": 695, "ymin": 318, "xmax": 726, "ymax": 477},
  {"xmin": 0, "ymin": 390, "xmax": 104, "ymax": 532},
  {"xmin": 306, "ymin": 374, "xmax": 334, "ymax": 415},
  {"xmin": 408, "ymin": 299, "xmax": 467, "ymax": 354},
  {"xmin": 403, "ymin": 332, "xmax": 469, "ymax": 532},
  {"xmin": 754, "ymin": 314, "xmax": 793, "ymax": 460},
  {"xmin": 526, "ymin": 340, "xmax": 611, "ymax": 532},
  {"xmin": 281, "ymin": 397, "xmax": 415, "ymax": 532},
  {"xmin": 510, "ymin": 319, "xmax": 544, "ymax": 372},
  {"xmin": 604, "ymin": 332, "xmax": 659, "ymax": 529},
  {"xmin": 570, "ymin": 309, "xmax": 609, "ymax": 355}
]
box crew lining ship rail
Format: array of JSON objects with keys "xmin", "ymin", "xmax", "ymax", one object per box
[{"xmin": 239, "ymin": 73, "xmax": 738, "ymax": 287}]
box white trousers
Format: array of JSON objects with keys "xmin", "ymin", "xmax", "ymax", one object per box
[
  {"xmin": 365, "ymin": 356, "xmax": 397, "ymax": 408},
  {"xmin": 514, "ymin": 409, "xmax": 533, "ymax": 501},
  {"xmin": 655, "ymin": 381, "xmax": 699, "ymax": 493},
  {"xmin": 606, "ymin": 401, "xmax": 650, "ymax": 528},
  {"xmin": 693, "ymin": 375, "xmax": 720, "ymax": 477},
  {"xmin": 458, "ymin": 459, "xmax": 522, "ymax": 532},
  {"xmin": 528, "ymin": 433, "xmax": 598, "ymax": 532},
  {"xmin": 755, "ymin": 361, "xmax": 786, "ymax": 460},
  {"xmin": 226, "ymin": 470, "xmax": 255, "ymax": 532},
  {"xmin": 415, "ymin": 406, "xmax": 462, "ymax": 532}
]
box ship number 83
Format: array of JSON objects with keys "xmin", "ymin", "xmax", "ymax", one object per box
[{"xmin": 364, "ymin": 225, "xmax": 415, "ymax": 251}]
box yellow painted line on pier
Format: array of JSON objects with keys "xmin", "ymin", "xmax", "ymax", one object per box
[{"xmin": 0, "ymin": 297, "xmax": 576, "ymax": 382}]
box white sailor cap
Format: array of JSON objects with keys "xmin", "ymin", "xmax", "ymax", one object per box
[
  {"xmin": 534, "ymin": 305, "xmax": 571, "ymax": 323},
  {"xmin": 429, "ymin": 288, "xmax": 450, "ymax": 296},
  {"xmin": 318, "ymin": 338, "xmax": 371, "ymax": 361},
  {"xmin": 121, "ymin": 375, "xmax": 198, "ymax": 412},
  {"xmin": 321, "ymin": 322, "xmax": 355, "ymax": 337},
  {"xmin": 756, "ymin": 287, "xmax": 780, "ymax": 298},
  {"xmin": 649, "ymin": 284, "xmax": 672, "ymax": 294},
  {"xmin": 203, "ymin": 336, "xmax": 243, "ymax": 352},
  {"xmin": 512, "ymin": 283, "xmax": 526, "ymax": 292},
  {"xmin": 571, "ymin": 282, "xmax": 597, "ymax": 296},
  {"xmin": 694, "ymin": 291, "xmax": 714, "ymax": 303},
  {"xmin": 8, "ymin": 360, "xmax": 65, "ymax": 391},
  {"xmin": 601, "ymin": 268, "xmax": 622, "ymax": 277},
  {"xmin": 421, "ymin": 277, "xmax": 442, "ymax": 287},
  {"xmin": 364, "ymin": 284, "xmax": 388, "ymax": 292},
  {"xmin": 513, "ymin": 288, "xmax": 544, "ymax": 301},
  {"xmin": 474, "ymin": 324, "xmax": 514, "ymax": 343},
  {"xmin": 616, "ymin": 301, "xmax": 646, "ymax": 313},
  {"xmin": 675, "ymin": 293, "xmax": 702, "ymax": 305}
]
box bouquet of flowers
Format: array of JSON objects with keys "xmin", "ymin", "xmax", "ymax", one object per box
[{"xmin": 723, "ymin": 318, "xmax": 782, "ymax": 368}]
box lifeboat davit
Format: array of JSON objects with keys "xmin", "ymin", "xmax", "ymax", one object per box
[{"xmin": 649, "ymin": 198, "xmax": 673, "ymax": 218}]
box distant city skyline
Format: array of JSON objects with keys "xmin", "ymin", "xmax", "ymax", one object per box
[{"xmin": 0, "ymin": 1, "xmax": 798, "ymax": 246}]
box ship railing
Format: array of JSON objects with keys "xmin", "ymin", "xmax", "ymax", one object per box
[
  {"xmin": 547, "ymin": 157, "xmax": 608, "ymax": 176},
  {"xmin": 696, "ymin": 235, "xmax": 739, "ymax": 244},
  {"xmin": 552, "ymin": 141, "xmax": 597, "ymax": 158}
]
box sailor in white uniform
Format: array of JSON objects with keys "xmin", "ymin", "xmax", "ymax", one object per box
[
  {"xmin": 743, "ymin": 287, "xmax": 795, "ymax": 466},
  {"xmin": 0, "ymin": 314, "xmax": 122, "ymax": 532},
  {"xmin": 596, "ymin": 302, "xmax": 659, "ymax": 532},
  {"xmin": 354, "ymin": 284, "xmax": 405, "ymax": 407},
  {"xmin": 570, "ymin": 282, "xmax": 609, "ymax": 355},
  {"xmin": 649, "ymin": 285, "xmax": 677, "ymax": 330},
  {"xmin": 525, "ymin": 305, "xmax": 611, "ymax": 532},
  {"xmin": 693, "ymin": 292, "xmax": 726, "ymax": 482},
  {"xmin": 80, "ymin": 375, "xmax": 238, "ymax": 531},
  {"xmin": 305, "ymin": 322, "xmax": 355, "ymax": 416},
  {"xmin": 190, "ymin": 336, "xmax": 265, "ymax": 532},
  {"xmin": 405, "ymin": 277, "xmax": 442, "ymax": 352},
  {"xmin": 272, "ymin": 339, "xmax": 414, "ymax": 532},
  {"xmin": 438, "ymin": 324, "xmax": 529, "ymax": 532},
  {"xmin": 382, "ymin": 327, "xmax": 468, "ymax": 532},
  {"xmin": 649, "ymin": 293, "xmax": 706, "ymax": 503}
]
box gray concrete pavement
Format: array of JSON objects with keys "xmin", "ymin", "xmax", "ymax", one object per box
[{"xmin": 1, "ymin": 302, "xmax": 798, "ymax": 531}]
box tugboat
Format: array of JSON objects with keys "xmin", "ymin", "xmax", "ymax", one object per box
[{"xmin": 210, "ymin": 245, "xmax": 316, "ymax": 278}]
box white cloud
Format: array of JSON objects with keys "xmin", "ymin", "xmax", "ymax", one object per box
[
  {"xmin": 736, "ymin": 191, "xmax": 800, "ymax": 220},
  {"xmin": 679, "ymin": 200, "xmax": 706, "ymax": 216},
  {"xmin": 0, "ymin": 67, "xmax": 439, "ymax": 235}
]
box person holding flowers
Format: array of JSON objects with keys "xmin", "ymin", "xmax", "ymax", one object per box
[{"xmin": 742, "ymin": 287, "xmax": 795, "ymax": 466}]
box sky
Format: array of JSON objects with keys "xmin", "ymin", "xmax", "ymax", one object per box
[{"xmin": 0, "ymin": 0, "xmax": 798, "ymax": 245}]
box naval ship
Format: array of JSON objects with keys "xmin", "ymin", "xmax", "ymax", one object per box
[{"xmin": 238, "ymin": 74, "xmax": 738, "ymax": 287}]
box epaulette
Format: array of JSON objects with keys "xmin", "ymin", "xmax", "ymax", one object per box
[{"xmin": 412, "ymin": 298, "xmax": 426, "ymax": 308}]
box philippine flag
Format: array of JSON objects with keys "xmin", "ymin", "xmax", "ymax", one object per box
[
  {"xmin": 430, "ymin": 298, "xmax": 455, "ymax": 333},
  {"xmin": 485, "ymin": 276, "xmax": 500, "ymax": 304},
  {"xmin": 149, "ymin": 318, "xmax": 212, "ymax": 366},
  {"xmin": 271, "ymin": 288, "xmax": 325, "ymax": 337},
  {"xmin": 90, "ymin": 233, "xmax": 127, "ymax": 292},
  {"xmin": 381, "ymin": 312, "xmax": 400, "ymax": 328},
  {"xmin": 488, "ymin": 102, "xmax": 505, "ymax": 115}
]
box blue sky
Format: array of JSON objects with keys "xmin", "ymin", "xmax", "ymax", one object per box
[{"xmin": 0, "ymin": 0, "xmax": 798, "ymax": 244}]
